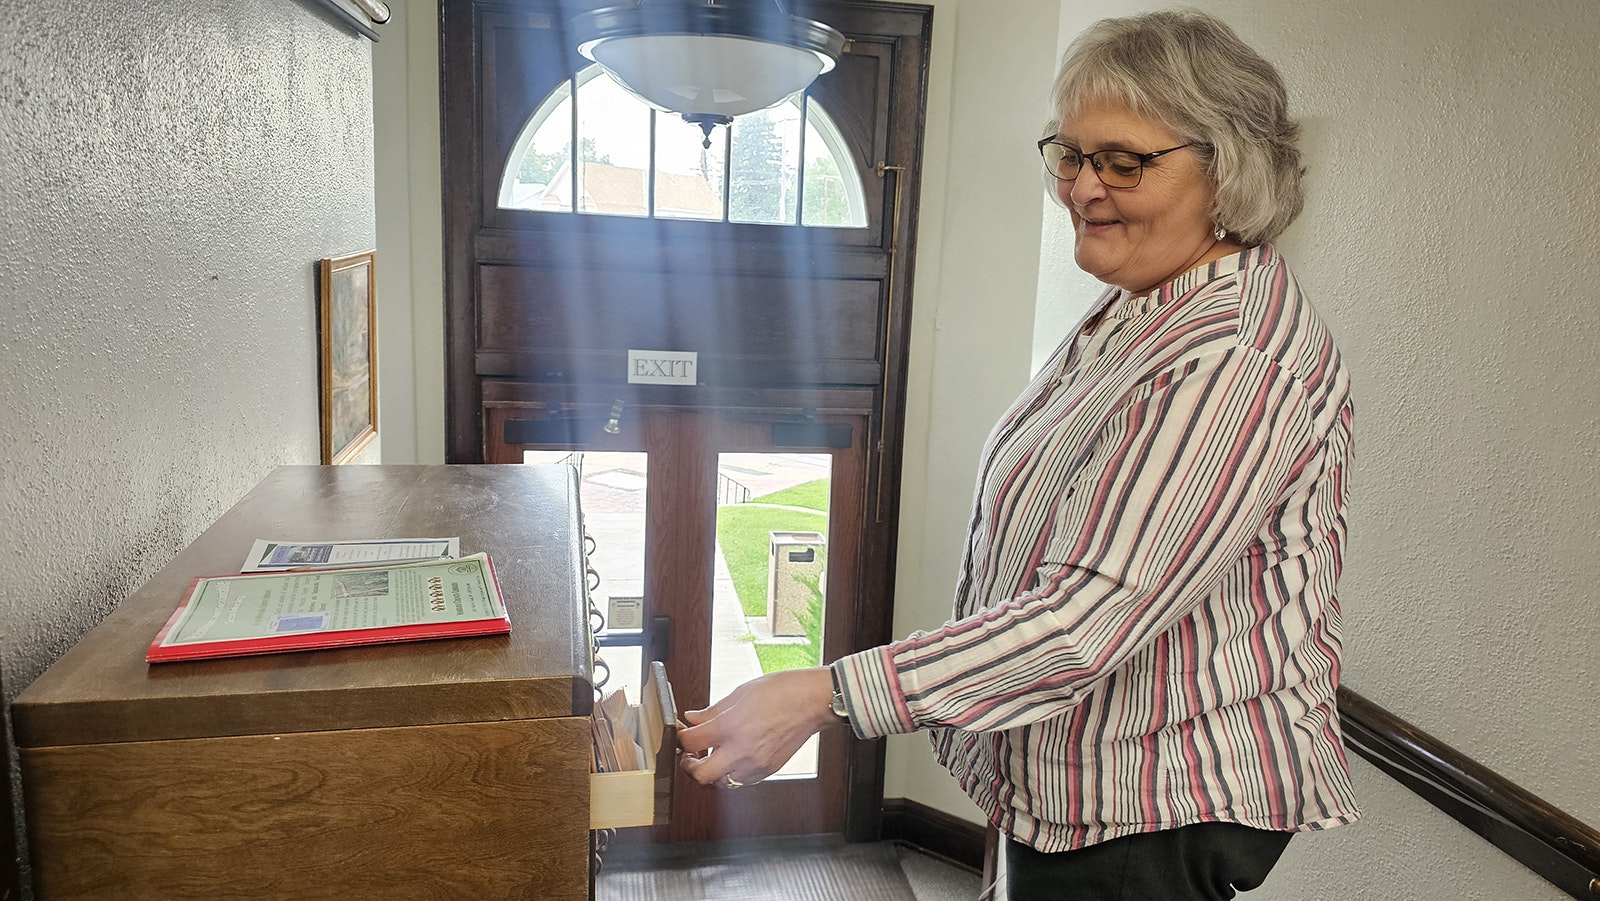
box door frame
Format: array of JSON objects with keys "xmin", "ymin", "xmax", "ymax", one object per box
[
  {"xmin": 2, "ymin": 666, "xmax": 20, "ymax": 901},
  {"xmin": 485, "ymin": 383, "xmax": 896, "ymax": 840},
  {"xmin": 444, "ymin": 0, "xmax": 935, "ymax": 843}
]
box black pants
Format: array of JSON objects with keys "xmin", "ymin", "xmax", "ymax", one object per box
[{"xmin": 1005, "ymin": 822, "xmax": 1293, "ymax": 901}]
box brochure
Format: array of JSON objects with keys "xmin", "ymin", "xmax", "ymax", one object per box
[
  {"xmin": 240, "ymin": 537, "xmax": 460, "ymax": 572},
  {"xmin": 147, "ymin": 553, "xmax": 509, "ymax": 663}
]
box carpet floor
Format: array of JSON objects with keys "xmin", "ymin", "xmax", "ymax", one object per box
[{"xmin": 596, "ymin": 837, "xmax": 983, "ymax": 901}]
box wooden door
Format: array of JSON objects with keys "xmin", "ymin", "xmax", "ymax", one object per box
[
  {"xmin": 445, "ymin": 0, "xmax": 934, "ymax": 842},
  {"xmin": 487, "ymin": 394, "xmax": 867, "ymax": 840}
]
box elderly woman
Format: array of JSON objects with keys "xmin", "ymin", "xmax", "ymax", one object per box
[{"xmin": 680, "ymin": 10, "xmax": 1360, "ymax": 898}]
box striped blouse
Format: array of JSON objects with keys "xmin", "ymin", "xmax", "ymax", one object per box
[{"xmin": 834, "ymin": 244, "xmax": 1361, "ymax": 851}]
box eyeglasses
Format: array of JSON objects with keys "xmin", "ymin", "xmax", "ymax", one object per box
[{"xmin": 1037, "ymin": 138, "xmax": 1196, "ymax": 189}]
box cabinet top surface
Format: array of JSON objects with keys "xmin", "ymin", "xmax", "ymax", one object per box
[{"xmin": 14, "ymin": 465, "xmax": 596, "ymax": 747}]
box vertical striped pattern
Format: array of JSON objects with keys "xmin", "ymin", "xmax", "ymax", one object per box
[{"xmin": 834, "ymin": 245, "xmax": 1360, "ymax": 851}]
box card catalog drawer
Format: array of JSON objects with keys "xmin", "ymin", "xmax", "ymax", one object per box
[{"xmin": 591, "ymin": 660, "xmax": 676, "ymax": 830}]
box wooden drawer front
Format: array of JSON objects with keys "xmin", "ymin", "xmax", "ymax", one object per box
[
  {"xmin": 591, "ymin": 661, "xmax": 677, "ymax": 830},
  {"xmin": 24, "ymin": 719, "xmax": 593, "ymax": 901}
]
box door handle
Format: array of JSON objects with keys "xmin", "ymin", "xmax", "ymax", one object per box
[{"xmin": 648, "ymin": 614, "xmax": 670, "ymax": 663}]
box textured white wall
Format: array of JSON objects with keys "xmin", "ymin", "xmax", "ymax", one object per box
[
  {"xmin": 880, "ymin": 0, "xmax": 1065, "ymax": 815},
  {"xmin": 1027, "ymin": 1, "xmax": 1599, "ymax": 898},
  {"xmin": 373, "ymin": 0, "xmax": 448, "ymax": 466},
  {"xmin": 0, "ymin": 0, "xmax": 377, "ymax": 882}
]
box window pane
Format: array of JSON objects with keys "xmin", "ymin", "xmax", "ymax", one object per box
[
  {"xmin": 499, "ymin": 82, "xmax": 572, "ymax": 212},
  {"xmin": 801, "ymin": 104, "xmax": 868, "ymax": 228},
  {"xmin": 576, "ymin": 75, "xmax": 650, "ymax": 217},
  {"xmin": 523, "ymin": 451, "xmax": 648, "ymax": 703},
  {"xmin": 654, "ymin": 116, "xmax": 726, "ymax": 221},
  {"xmin": 501, "ymin": 66, "xmax": 869, "ymax": 228},
  {"xmin": 712, "ymin": 452, "xmax": 832, "ymax": 778},
  {"xmin": 728, "ymin": 104, "xmax": 802, "ymax": 225}
]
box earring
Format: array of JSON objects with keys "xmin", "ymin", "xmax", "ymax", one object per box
[{"xmin": 1214, "ymin": 225, "xmax": 1227, "ymax": 241}]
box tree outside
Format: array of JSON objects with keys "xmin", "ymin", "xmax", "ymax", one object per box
[
  {"xmin": 518, "ymin": 136, "xmax": 610, "ymax": 187},
  {"xmin": 508, "ymin": 77, "xmax": 865, "ymax": 227},
  {"xmin": 728, "ymin": 109, "xmax": 796, "ymax": 224},
  {"xmin": 801, "ymin": 155, "xmax": 850, "ymax": 226}
]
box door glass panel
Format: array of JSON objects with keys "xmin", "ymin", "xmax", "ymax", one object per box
[
  {"xmin": 576, "ymin": 75, "xmax": 651, "ymax": 217},
  {"xmin": 655, "ymin": 116, "xmax": 726, "ymax": 221},
  {"xmin": 499, "ymin": 80, "xmax": 573, "ymax": 211},
  {"xmin": 712, "ymin": 451, "xmax": 832, "ymax": 777},
  {"xmin": 523, "ymin": 450, "xmax": 648, "ymax": 702},
  {"xmin": 727, "ymin": 103, "xmax": 803, "ymax": 225},
  {"xmin": 500, "ymin": 66, "xmax": 869, "ymax": 228},
  {"xmin": 800, "ymin": 103, "xmax": 869, "ymax": 227}
]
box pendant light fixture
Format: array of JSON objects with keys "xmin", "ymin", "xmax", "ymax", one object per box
[{"xmin": 572, "ymin": 0, "xmax": 847, "ymax": 147}]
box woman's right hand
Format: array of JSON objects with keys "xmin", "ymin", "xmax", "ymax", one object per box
[{"xmin": 677, "ymin": 666, "xmax": 839, "ymax": 788}]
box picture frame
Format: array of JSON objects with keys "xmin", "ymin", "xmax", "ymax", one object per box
[{"xmin": 318, "ymin": 250, "xmax": 378, "ymax": 464}]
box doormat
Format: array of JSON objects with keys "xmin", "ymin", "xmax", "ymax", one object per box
[{"xmin": 597, "ymin": 839, "xmax": 919, "ymax": 901}]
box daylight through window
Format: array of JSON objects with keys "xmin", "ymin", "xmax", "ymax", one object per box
[{"xmin": 498, "ymin": 65, "xmax": 867, "ymax": 228}]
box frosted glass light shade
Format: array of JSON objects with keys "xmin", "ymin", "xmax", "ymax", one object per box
[
  {"xmin": 573, "ymin": 2, "xmax": 845, "ymax": 126},
  {"xmin": 586, "ymin": 33, "xmax": 827, "ymax": 119}
]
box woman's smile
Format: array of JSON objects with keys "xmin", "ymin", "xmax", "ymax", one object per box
[{"xmin": 1054, "ymin": 100, "xmax": 1239, "ymax": 294}]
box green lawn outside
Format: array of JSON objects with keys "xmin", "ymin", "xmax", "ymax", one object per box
[
  {"xmin": 715, "ymin": 504, "xmax": 827, "ymax": 618},
  {"xmin": 750, "ymin": 478, "xmax": 829, "ymax": 512},
  {"xmin": 718, "ymin": 477, "xmax": 830, "ymax": 674},
  {"xmin": 753, "ymin": 641, "xmax": 820, "ymax": 672}
]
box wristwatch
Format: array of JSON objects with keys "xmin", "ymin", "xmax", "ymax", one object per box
[{"xmin": 828, "ymin": 667, "xmax": 849, "ymax": 723}]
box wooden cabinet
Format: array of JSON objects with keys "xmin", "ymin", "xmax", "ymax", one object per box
[{"xmin": 12, "ymin": 465, "xmax": 667, "ymax": 900}]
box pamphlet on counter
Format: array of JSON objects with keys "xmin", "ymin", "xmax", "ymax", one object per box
[
  {"xmin": 147, "ymin": 552, "xmax": 510, "ymax": 663},
  {"xmin": 240, "ymin": 537, "xmax": 460, "ymax": 572}
]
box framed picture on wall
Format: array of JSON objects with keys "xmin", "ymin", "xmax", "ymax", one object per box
[{"xmin": 318, "ymin": 250, "xmax": 378, "ymax": 464}]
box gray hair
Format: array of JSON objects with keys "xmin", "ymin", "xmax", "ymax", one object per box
[{"xmin": 1047, "ymin": 10, "xmax": 1304, "ymax": 246}]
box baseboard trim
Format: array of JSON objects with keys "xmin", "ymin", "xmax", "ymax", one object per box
[{"xmin": 879, "ymin": 798, "xmax": 988, "ymax": 873}]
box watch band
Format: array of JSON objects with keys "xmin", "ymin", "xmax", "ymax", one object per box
[{"xmin": 828, "ymin": 667, "xmax": 849, "ymax": 722}]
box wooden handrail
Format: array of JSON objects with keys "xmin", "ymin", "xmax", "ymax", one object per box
[{"xmin": 1338, "ymin": 687, "xmax": 1600, "ymax": 899}]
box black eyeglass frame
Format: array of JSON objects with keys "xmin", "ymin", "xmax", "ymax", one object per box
[{"xmin": 1036, "ymin": 137, "xmax": 1199, "ymax": 188}]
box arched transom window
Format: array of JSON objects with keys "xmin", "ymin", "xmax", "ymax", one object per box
[{"xmin": 498, "ymin": 65, "xmax": 867, "ymax": 228}]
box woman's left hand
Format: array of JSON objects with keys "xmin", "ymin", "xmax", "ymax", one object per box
[{"xmin": 678, "ymin": 666, "xmax": 839, "ymax": 788}]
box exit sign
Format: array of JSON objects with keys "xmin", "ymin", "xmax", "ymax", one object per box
[{"xmin": 627, "ymin": 349, "xmax": 698, "ymax": 385}]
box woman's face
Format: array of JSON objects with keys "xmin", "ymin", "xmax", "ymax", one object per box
[{"xmin": 1053, "ymin": 99, "xmax": 1228, "ymax": 295}]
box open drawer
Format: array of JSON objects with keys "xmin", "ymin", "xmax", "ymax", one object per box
[{"xmin": 590, "ymin": 660, "xmax": 677, "ymax": 829}]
